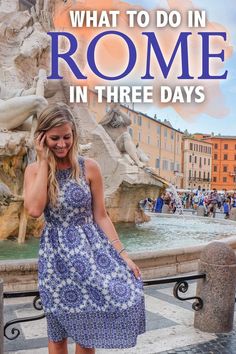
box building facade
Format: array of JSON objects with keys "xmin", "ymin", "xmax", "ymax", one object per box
[
  {"xmin": 88, "ymin": 90, "xmax": 184, "ymax": 187},
  {"xmin": 196, "ymin": 135, "xmax": 236, "ymax": 191},
  {"xmin": 182, "ymin": 137, "xmax": 212, "ymax": 190}
]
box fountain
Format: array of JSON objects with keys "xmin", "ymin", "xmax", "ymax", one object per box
[
  {"xmin": 1, "ymin": 0, "xmax": 236, "ymax": 293},
  {"xmin": 168, "ymin": 184, "xmax": 184, "ymax": 215},
  {"xmin": 0, "ymin": 0, "xmax": 166, "ymax": 242}
]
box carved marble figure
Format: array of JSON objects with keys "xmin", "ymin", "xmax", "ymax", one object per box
[{"xmin": 99, "ymin": 103, "xmax": 148, "ymax": 168}]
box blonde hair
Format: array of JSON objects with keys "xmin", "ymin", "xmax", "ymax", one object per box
[{"xmin": 34, "ymin": 103, "xmax": 80, "ymax": 207}]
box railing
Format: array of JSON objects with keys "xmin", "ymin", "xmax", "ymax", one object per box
[
  {"xmin": 3, "ymin": 290, "xmax": 44, "ymax": 340},
  {"xmin": 3, "ymin": 273, "xmax": 206, "ymax": 340},
  {"xmin": 188, "ymin": 177, "xmax": 211, "ymax": 182},
  {"xmin": 143, "ymin": 273, "xmax": 205, "ymax": 311}
]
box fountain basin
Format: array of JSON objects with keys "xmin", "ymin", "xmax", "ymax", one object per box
[
  {"xmin": 1, "ymin": 231, "xmax": 236, "ymax": 291},
  {"xmin": 1, "ymin": 213, "xmax": 236, "ymax": 291}
]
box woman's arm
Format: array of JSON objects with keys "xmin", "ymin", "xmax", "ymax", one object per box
[
  {"xmin": 23, "ymin": 133, "xmax": 48, "ymax": 218},
  {"xmin": 23, "ymin": 161, "xmax": 48, "ymax": 218},
  {"xmin": 86, "ymin": 158, "xmax": 141, "ymax": 278}
]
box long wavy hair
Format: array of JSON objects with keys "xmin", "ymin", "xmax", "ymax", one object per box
[{"xmin": 34, "ymin": 103, "xmax": 80, "ymax": 207}]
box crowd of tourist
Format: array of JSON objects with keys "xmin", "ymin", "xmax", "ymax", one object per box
[{"xmin": 142, "ymin": 189, "xmax": 236, "ymax": 219}]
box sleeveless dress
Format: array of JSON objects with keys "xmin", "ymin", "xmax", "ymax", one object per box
[{"xmin": 38, "ymin": 157, "xmax": 146, "ymax": 348}]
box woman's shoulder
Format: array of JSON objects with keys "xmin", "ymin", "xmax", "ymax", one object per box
[
  {"xmin": 83, "ymin": 158, "xmax": 101, "ymax": 181},
  {"xmin": 83, "ymin": 157, "xmax": 100, "ymax": 170}
]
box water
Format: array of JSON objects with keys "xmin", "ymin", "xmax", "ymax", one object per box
[
  {"xmin": 0, "ymin": 237, "xmax": 40, "ymax": 260},
  {"xmin": 0, "ymin": 215, "xmax": 235, "ymax": 260},
  {"xmin": 168, "ymin": 184, "xmax": 184, "ymax": 215},
  {"xmin": 118, "ymin": 215, "xmax": 236, "ymax": 252}
]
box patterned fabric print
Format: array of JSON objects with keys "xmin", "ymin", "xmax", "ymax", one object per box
[{"xmin": 38, "ymin": 157, "xmax": 146, "ymax": 348}]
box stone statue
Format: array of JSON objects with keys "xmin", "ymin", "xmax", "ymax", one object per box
[
  {"xmin": 0, "ymin": 74, "xmax": 48, "ymax": 131},
  {"xmin": 99, "ymin": 103, "xmax": 148, "ymax": 168},
  {"xmin": 0, "ymin": 69, "xmax": 63, "ymax": 131}
]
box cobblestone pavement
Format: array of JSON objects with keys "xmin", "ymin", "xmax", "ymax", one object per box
[{"xmin": 4, "ymin": 281, "xmax": 236, "ymax": 354}]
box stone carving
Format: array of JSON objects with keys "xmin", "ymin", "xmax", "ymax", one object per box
[
  {"xmin": 0, "ymin": 73, "xmax": 48, "ymax": 131},
  {"xmin": 0, "ymin": 182, "xmax": 16, "ymax": 206},
  {"xmin": 0, "ymin": 0, "xmax": 166, "ymax": 241},
  {"xmin": 99, "ymin": 103, "xmax": 148, "ymax": 168}
]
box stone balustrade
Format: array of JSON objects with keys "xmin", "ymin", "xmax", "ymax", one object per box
[{"xmin": 1, "ymin": 235, "xmax": 236, "ymax": 292}]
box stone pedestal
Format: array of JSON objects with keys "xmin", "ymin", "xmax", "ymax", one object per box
[
  {"xmin": 162, "ymin": 204, "xmax": 170, "ymax": 214},
  {"xmin": 0, "ymin": 279, "xmax": 3, "ymax": 354},
  {"xmin": 194, "ymin": 242, "xmax": 236, "ymax": 333},
  {"xmin": 229, "ymin": 207, "xmax": 236, "ymax": 221},
  {"xmin": 197, "ymin": 205, "xmax": 205, "ymax": 216}
]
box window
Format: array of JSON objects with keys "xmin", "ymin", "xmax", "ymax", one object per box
[
  {"xmin": 157, "ymin": 125, "xmax": 161, "ymax": 134},
  {"xmin": 199, "ymin": 171, "xmax": 201, "ymax": 178},
  {"xmin": 208, "ymin": 172, "xmax": 210, "ymax": 179},
  {"xmin": 93, "ymin": 95, "xmax": 97, "ymax": 106},
  {"xmin": 155, "ymin": 158, "xmax": 160, "ymax": 168},
  {"xmin": 203, "ymin": 172, "xmax": 206, "ymax": 179},
  {"xmin": 214, "ymin": 154, "xmax": 218, "ymax": 160},
  {"xmin": 195, "ymin": 156, "xmax": 197, "ymax": 163},
  {"xmin": 209, "ymin": 147, "xmax": 211, "ymax": 154},
  {"xmin": 170, "ymin": 162, "xmax": 174, "ymax": 171},
  {"xmin": 137, "ymin": 116, "xmax": 142, "ymax": 126},
  {"xmin": 189, "ymin": 170, "xmax": 191, "ymax": 177},
  {"xmin": 171, "ymin": 131, "xmax": 174, "ymax": 140},
  {"xmin": 213, "ymin": 165, "xmax": 217, "ymax": 172},
  {"xmin": 204, "ymin": 158, "xmax": 206, "ymax": 165},
  {"xmin": 213, "ymin": 177, "xmax": 217, "ymax": 182},
  {"xmin": 224, "ymin": 144, "xmax": 228, "ymax": 150},
  {"xmin": 177, "ymin": 135, "xmax": 179, "ymax": 142},
  {"xmin": 162, "ymin": 160, "xmax": 169, "ymax": 170},
  {"xmin": 214, "ymin": 143, "xmax": 218, "ymax": 149},
  {"xmin": 134, "ymin": 115, "xmax": 137, "ymax": 124},
  {"xmin": 199, "ymin": 157, "xmax": 202, "ymax": 167},
  {"xmin": 157, "ymin": 139, "xmax": 160, "ymax": 147},
  {"xmin": 194, "ymin": 170, "xmax": 197, "ymax": 178},
  {"xmin": 223, "ymin": 165, "xmax": 228, "ymax": 172},
  {"xmin": 164, "ymin": 128, "xmax": 168, "ymax": 138},
  {"xmin": 189, "ymin": 155, "xmax": 192, "ymax": 163},
  {"xmin": 208, "ymin": 159, "xmax": 210, "ymax": 165},
  {"xmin": 224, "ymin": 154, "xmax": 228, "ymax": 160},
  {"xmin": 138, "ymin": 131, "xmax": 141, "ymax": 142},
  {"xmin": 223, "ymin": 177, "xmax": 227, "ymax": 183},
  {"xmin": 190, "ymin": 143, "xmax": 193, "ymax": 150},
  {"xmin": 147, "ymin": 136, "xmax": 151, "ymax": 144},
  {"xmin": 128, "ymin": 127, "xmax": 133, "ymax": 137}
]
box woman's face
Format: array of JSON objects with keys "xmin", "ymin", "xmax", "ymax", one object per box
[{"xmin": 45, "ymin": 123, "xmax": 73, "ymax": 159}]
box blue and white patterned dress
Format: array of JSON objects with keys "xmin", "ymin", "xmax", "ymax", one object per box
[{"xmin": 38, "ymin": 157, "xmax": 146, "ymax": 348}]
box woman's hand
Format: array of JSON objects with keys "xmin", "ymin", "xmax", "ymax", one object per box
[
  {"xmin": 124, "ymin": 257, "xmax": 142, "ymax": 279},
  {"xmin": 35, "ymin": 132, "xmax": 48, "ymax": 162}
]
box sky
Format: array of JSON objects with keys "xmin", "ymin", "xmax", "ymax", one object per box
[{"xmin": 126, "ymin": 0, "xmax": 236, "ymax": 135}]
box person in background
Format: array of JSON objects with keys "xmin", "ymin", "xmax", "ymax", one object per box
[
  {"xmin": 223, "ymin": 198, "xmax": 230, "ymax": 219},
  {"xmin": 154, "ymin": 194, "xmax": 164, "ymax": 213}
]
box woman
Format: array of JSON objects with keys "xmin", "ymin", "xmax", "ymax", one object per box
[{"xmin": 23, "ymin": 103, "xmax": 145, "ymax": 354}]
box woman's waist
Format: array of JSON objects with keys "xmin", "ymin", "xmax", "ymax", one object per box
[{"xmin": 44, "ymin": 215, "xmax": 94, "ymax": 228}]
